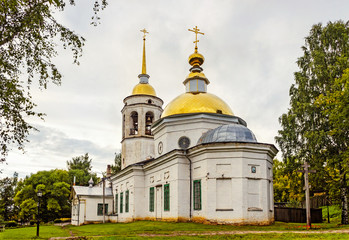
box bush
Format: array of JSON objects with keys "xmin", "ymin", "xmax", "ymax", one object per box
[
  {"xmin": 321, "ymin": 205, "xmax": 341, "ymax": 220},
  {"xmin": 30, "ymin": 220, "xmax": 36, "ymax": 226},
  {"xmin": 61, "ymin": 218, "xmax": 71, "ymax": 222},
  {"xmin": 54, "ymin": 219, "xmax": 62, "ymax": 223},
  {"xmin": 5, "ymin": 220, "xmax": 17, "ymax": 227}
]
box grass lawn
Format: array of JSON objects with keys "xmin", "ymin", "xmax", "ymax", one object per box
[
  {"xmin": 0, "ymin": 225, "xmax": 70, "ymax": 239},
  {"xmin": 96, "ymin": 234, "xmax": 349, "ymax": 240},
  {"xmin": 66, "ymin": 220, "xmax": 348, "ymax": 236},
  {"xmin": 1, "ymin": 220, "xmax": 349, "ymax": 240}
]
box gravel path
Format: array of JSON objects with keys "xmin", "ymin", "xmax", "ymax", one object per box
[{"xmin": 48, "ymin": 229, "xmax": 349, "ymax": 239}]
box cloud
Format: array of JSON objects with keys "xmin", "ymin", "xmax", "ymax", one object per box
[
  {"xmin": 1, "ymin": 125, "xmax": 117, "ymax": 179},
  {"xmin": 3, "ymin": 0, "xmax": 349, "ymax": 178}
]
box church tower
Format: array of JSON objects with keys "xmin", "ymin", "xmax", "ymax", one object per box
[{"xmin": 121, "ymin": 29, "xmax": 163, "ymax": 169}]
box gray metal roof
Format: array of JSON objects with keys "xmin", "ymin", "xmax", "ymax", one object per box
[
  {"xmin": 197, "ymin": 124, "xmax": 257, "ymax": 144},
  {"xmin": 73, "ymin": 186, "xmax": 113, "ymax": 197}
]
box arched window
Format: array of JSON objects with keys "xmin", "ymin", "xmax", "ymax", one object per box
[
  {"xmin": 145, "ymin": 112, "xmax": 154, "ymax": 135},
  {"xmin": 130, "ymin": 111, "xmax": 138, "ymax": 135}
]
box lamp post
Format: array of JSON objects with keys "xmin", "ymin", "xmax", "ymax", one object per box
[{"xmin": 36, "ymin": 189, "xmax": 42, "ymax": 237}]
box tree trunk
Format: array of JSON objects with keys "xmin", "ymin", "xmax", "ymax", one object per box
[{"xmin": 341, "ymin": 172, "xmax": 348, "ymax": 225}]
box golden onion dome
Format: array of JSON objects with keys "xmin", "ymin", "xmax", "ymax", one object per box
[
  {"xmin": 132, "ymin": 83, "xmax": 156, "ymax": 96},
  {"xmin": 161, "ymin": 92, "xmax": 234, "ymax": 118},
  {"xmin": 161, "ymin": 26, "xmax": 234, "ymax": 118},
  {"xmin": 188, "ymin": 52, "xmax": 204, "ymax": 66}
]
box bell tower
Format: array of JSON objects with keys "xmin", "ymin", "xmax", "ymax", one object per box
[{"xmin": 121, "ymin": 29, "xmax": 163, "ymax": 169}]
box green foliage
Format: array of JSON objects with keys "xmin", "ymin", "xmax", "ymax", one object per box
[
  {"xmin": 273, "ymin": 159, "xmax": 304, "ymax": 203},
  {"xmin": 315, "ymin": 69, "xmax": 349, "ymax": 171},
  {"xmin": 18, "ymin": 198, "xmax": 36, "ymax": 222},
  {"xmin": 14, "ymin": 169, "xmax": 71, "ymax": 222},
  {"xmin": 111, "ymin": 152, "xmax": 121, "ymax": 174},
  {"xmin": 276, "ymin": 20, "xmax": 349, "ymax": 223},
  {"xmin": 0, "ymin": 0, "xmax": 107, "ymax": 163},
  {"xmin": 0, "ymin": 172, "xmax": 18, "ymax": 220},
  {"xmin": 4, "ymin": 220, "xmax": 17, "ymax": 228},
  {"xmin": 321, "ymin": 205, "xmax": 342, "ymax": 221},
  {"xmin": 67, "ymin": 153, "xmax": 98, "ymax": 186}
]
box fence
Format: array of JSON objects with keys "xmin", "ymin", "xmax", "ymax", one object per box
[{"xmin": 274, "ymin": 207, "xmax": 323, "ymax": 223}]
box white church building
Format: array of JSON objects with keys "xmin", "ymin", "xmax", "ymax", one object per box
[{"xmin": 71, "ymin": 27, "xmax": 278, "ymax": 225}]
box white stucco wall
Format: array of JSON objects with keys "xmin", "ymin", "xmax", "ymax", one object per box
[
  {"xmin": 121, "ymin": 95, "xmax": 163, "ymax": 169},
  {"xmin": 71, "ymin": 195, "xmax": 113, "ymax": 225},
  {"xmin": 188, "ymin": 143, "xmax": 276, "ymax": 224},
  {"xmin": 152, "ymin": 114, "xmax": 241, "ymax": 158}
]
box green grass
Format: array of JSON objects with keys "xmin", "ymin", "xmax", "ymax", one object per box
[
  {"xmin": 66, "ymin": 220, "xmax": 348, "ymax": 236},
  {"xmin": 97, "ymin": 233, "xmax": 349, "ymax": 240},
  {"xmin": 1, "ymin": 221, "xmax": 349, "ymax": 240},
  {"xmin": 0, "ymin": 225, "xmax": 70, "ymax": 239}
]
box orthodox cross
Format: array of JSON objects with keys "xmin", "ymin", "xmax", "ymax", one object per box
[
  {"xmin": 298, "ymin": 161, "xmax": 316, "ymax": 229},
  {"xmin": 140, "ymin": 28, "xmax": 149, "ymax": 40},
  {"xmin": 140, "ymin": 28, "xmax": 149, "ymax": 74},
  {"xmin": 188, "ymin": 26, "xmax": 204, "ymax": 51}
]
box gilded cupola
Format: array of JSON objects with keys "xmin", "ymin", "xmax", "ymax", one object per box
[
  {"xmin": 132, "ymin": 29, "xmax": 156, "ymax": 96},
  {"xmin": 161, "ymin": 26, "xmax": 233, "ymax": 118}
]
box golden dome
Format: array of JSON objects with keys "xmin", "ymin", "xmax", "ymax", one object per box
[
  {"xmin": 132, "ymin": 83, "xmax": 156, "ymax": 96},
  {"xmin": 188, "ymin": 52, "xmax": 204, "ymax": 66},
  {"xmin": 161, "ymin": 92, "xmax": 234, "ymax": 118}
]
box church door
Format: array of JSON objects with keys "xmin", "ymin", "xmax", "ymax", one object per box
[{"xmin": 156, "ymin": 186, "xmax": 162, "ymax": 219}]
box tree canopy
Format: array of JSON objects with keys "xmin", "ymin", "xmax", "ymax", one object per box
[
  {"xmin": 0, "ymin": 172, "xmax": 18, "ymax": 221},
  {"xmin": 0, "ymin": 0, "xmax": 107, "ymax": 163},
  {"xmin": 67, "ymin": 153, "xmax": 98, "ymax": 186},
  {"xmin": 110, "ymin": 152, "xmax": 121, "ymax": 174},
  {"xmin": 276, "ymin": 20, "xmax": 349, "ymax": 224},
  {"xmin": 14, "ymin": 169, "xmax": 71, "ymax": 222}
]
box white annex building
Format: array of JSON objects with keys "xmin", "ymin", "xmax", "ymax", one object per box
[{"xmin": 71, "ymin": 27, "xmax": 278, "ymax": 225}]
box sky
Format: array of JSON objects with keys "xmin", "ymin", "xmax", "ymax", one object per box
[{"xmin": 2, "ymin": 0, "xmax": 349, "ymax": 179}]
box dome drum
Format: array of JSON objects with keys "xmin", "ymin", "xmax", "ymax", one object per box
[{"xmin": 138, "ymin": 74, "xmax": 150, "ymax": 83}]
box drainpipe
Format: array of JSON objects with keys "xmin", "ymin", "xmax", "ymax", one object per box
[
  {"xmin": 183, "ymin": 150, "xmax": 192, "ymax": 220},
  {"xmin": 77, "ymin": 196, "xmax": 80, "ymax": 226},
  {"xmin": 110, "ymin": 179, "xmax": 114, "ymax": 214},
  {"xmin": 103, "ymin": 178, "xmax": 105, "ymax": 223}
]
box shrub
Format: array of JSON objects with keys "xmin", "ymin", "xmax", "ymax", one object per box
[
  {"xmin": 30, "ymin": 220, "xmax": 36, "ymax": 226},
  {"xmin": 61, "ymin": 218, "xmax": 71, "ymax": 222},
  {"xmin": 5, "ymin": 220, "xmax": 18, "ymax": 227},
  {"xmin": 54, "ymin": 219, "xmax": 62, "ymax": 223}
]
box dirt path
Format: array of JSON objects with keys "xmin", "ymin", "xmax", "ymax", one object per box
[
  {"xmin": 138, "ymin": 229, "xmax": 349, "ymax": 237},
  {"xmin": 48, "ymin": 229, "xmax": 349, "ymax": 239}
]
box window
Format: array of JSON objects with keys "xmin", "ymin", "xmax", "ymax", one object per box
[
  {"xmin": 130, "ymin": 112, "xmax": 138, "ymax": 135},
  {"xmin": 115, "ymin": 194, "xmax": 118, "ymax": 213},
  {"xmin": 193, "ymin": 180, "xmax": 201, "ymax": 210},
  {"xmin": 97, "ymin": 203, "xmax": 108, "ymax": 216},
  {"xmin": 120, "ymin": 192, "xmax": 123, "ymax": 213},
  {"xmin": 145, "ymin": 112, "xmax": 154, "ymax": 135},
  {"xmin": 164, "ymin": 184, "xmax": 170, "ymax": 211},
  {"xmin": 125, "ymin": 190, "xmax": 129, "ymax": 213},
  {"xmin": 149, "ymin": 187, "xmax": 154, "ymax": 212}
]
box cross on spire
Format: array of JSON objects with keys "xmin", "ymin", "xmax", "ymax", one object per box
[
  {"xmin": 140, "ymin": 28, "xmax": 149, "ymax": 40},
  {"xmin": 188, "ymin": 26, "xmax": 204, "ymax": 52},
  {"xmin": 140, "ymin": 28, "xmax": 149, "ymax": 75}
]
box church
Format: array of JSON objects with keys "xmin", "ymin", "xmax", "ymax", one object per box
[{"xmin": 71, "ymin": 27, "xmax": 278, "ymax": 225}]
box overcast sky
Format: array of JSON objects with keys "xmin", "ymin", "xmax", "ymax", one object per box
[{"xmin": 2, "ymin": 0, "xmax": 349, "ymax": 179}]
